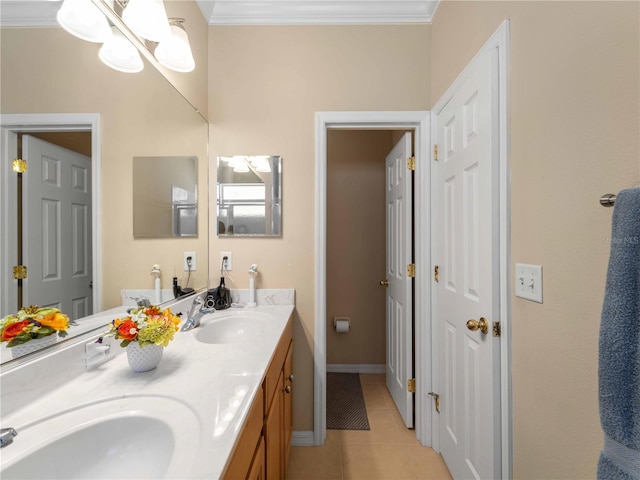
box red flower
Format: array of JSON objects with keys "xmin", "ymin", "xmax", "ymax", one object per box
[
  {"xmin": 117, "ymin": 319, "xmax": 138, "ymax": 341},
  {"xmin": 2, "ymin": 321, "xmax": 30, "ymax": 341}
]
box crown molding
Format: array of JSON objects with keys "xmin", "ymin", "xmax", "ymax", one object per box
[
  {"xmin": 0, "ymin": 1, "xmax": 61, "ymax": 27},
  {"xmin": 197, "ymin": 0, "xmax": 440, "ymax": 25}
]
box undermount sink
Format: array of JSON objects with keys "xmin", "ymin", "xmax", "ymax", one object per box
[
  {"xmin": 193, "ymin": 312, "xmax": 272, "ymax": 344},
  {"xmin": 0, "ymin": 396, "xmax": 200, "ymax": 480}
]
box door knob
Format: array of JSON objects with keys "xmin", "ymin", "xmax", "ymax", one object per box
[
  {"xmin": 379, "ymin": 280, "xmax": 389, "ymax": 287},
  {"xmin": 466, "ymin": 317, "xmax": 489, "ymax": 335},
  {"xmin": 283, "ymin": 385, "xmax": 292, "ymax": 394},
  {"xmin": 287, "ymin": 374, "xmax": 294, "ymax": 382}
]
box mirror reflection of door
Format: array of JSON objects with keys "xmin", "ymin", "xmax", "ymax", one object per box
[{"xmin": 9, "ymin": 133, "xmax": 93, "ymax": 320}]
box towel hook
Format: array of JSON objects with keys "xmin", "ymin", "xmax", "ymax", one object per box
[{"xmin": 600, "ymin": 194, "xmax": 616, "ymax": 207}]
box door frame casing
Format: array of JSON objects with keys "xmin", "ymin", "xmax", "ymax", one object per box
[
  {"xmin": 314, "ymin": 111, "xmax": 431, "ymax": 446},
  {"xmin": 429, "ymin": 19, "xmax": 511, "ymax": 478},
  {"xmin": 0, "ymin": 113, "xmax": 102, "ymax": 315}
]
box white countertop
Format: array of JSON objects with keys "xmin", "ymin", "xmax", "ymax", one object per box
[{"xmin": 0, "ymin": 303, "xmax": 294, "ymax": 479}]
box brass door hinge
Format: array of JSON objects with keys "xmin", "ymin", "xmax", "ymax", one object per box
[
  {"xmin": 13, "ymin": 265, "xmax": 27, "ymax": 280},
  {"xmin": 407, "ymin": 156, "xmax": 416, "ymax": 171},
  {"xmin": 12, "ymin": 158, "xmax": 27, "ymax": 173},
  {"xmin": 428, "ymin": 392, "xmax": 440, "ymax": 413},
  {"xmin": 493, "ymin": 321, "xmax": 501, "ymax": 337},
  {"xmin": 408, "ymin": 378, "xmax": 416, "ymax": 393},
  {"xmin": 433, "ymin": 145, "xmax": 439, "ymax": 161},
  {"xmin": 407, "ymin": 264, "xmax": 416, "ymax": 278},
  {"xmin": 434, "ymin": 265, "xmax": 439, "ymax": 282}
]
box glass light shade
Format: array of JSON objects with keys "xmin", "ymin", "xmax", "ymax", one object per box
[
  {"xmin": 56, "ymin": 0, "xmax": 111, "ymax": 43},
  {"xmin": 230, "ymin": 157, "xmax": 250, "ymax": 173},
  {"xmin": 99, "ymin": 27, "xmax": 144, "ymax": 74},
  {"xmin": 122, "ymin": 0, "xmax": 171, "ymax": 42},
  {"xmin": 154, "ymin": 24, "xmax": 195, "ymax": 73}
]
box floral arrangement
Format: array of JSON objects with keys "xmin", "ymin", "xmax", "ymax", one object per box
[
  {"xmin": 0, "ymin": 306, "xmax": 71, "ymax": 347},
  {"xmin": 107, "ymin": 305, "xmax": 181, "ymax": 348}
]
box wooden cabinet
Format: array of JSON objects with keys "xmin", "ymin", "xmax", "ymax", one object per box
[{"xmin": 222, "ymin": 316, "xmax": 293, "ymax": 480}]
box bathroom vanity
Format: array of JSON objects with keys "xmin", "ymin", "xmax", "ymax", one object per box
[{"xmin": 0, "ymin": 291, "xmax": 295, "ymax": 479}]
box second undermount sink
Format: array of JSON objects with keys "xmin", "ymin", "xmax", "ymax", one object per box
[
  {"xmin": 194, "ymin": 312, "xmax": 272, "ymax": 344},
  {"xmin": 0, "ymin": 396, "xmax": 200, "ymax": 480}
]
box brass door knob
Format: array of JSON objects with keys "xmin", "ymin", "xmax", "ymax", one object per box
[
  {"xmin": 466, "ymin": 317, "xmax": 489, "ymax": 335},
  {"xmin": 379, "ymin": 280, "xmax": 389, "ymax": 287},
  {"xmin": 284, "ymin": 385, "xmax": 292, "ymax": 394}
]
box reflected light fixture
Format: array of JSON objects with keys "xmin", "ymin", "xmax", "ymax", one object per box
[
  {"xmin": 229, "ymin": 157, "xmax": 250, "ymax": 173},
  {"xmin": 56, "ymin": 0, "xmax": 112, "ymax": 43},
  {"xmin": 154, "ymin": 19, "xmax": 195, "ymax": 73},
  {"xmin": 99, "ymin": 26, "xmax": 144, "ymax": 73},
  {"xmin": 122, "ymin": 0, "xmax": 171, "ymax": 43}
]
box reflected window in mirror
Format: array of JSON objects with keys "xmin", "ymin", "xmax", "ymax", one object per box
[
  {"xmin": 217, "ymin": 156, "xmax": 282, "ymax": 237},
  {"xmin": 133, "ymin": 156, "xmax": 198, "ymax": 238}
]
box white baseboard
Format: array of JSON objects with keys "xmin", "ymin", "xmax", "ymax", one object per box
[
  {"xmin": 326, "ymin": 364, "xmax": 385, "ymax": 374},
  {"xmin": 291, "ymin": 431, "xmax": 315, "ymax": 446}
]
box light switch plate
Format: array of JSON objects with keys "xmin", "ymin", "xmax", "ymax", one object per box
[{"xmin": 515, "ymin": 263, "xmax": 543, "ymax": 303}]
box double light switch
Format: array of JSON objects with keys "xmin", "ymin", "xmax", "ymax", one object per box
[{"xmin": 515, "ymin": 263, "xmax": 543, "ymax": 303}]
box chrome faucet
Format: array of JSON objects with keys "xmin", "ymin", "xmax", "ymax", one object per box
[
  {"xmin": 180, "ymin": 296, "xmax": 214, "ymax": 331},
  {"xmin": 0, "ymin": 428, "xmax": 17, "ymax": 448}
]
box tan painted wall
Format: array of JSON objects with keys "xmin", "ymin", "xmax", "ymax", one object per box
[
  {"xmin": 326, "ymin": 130, "xmax": 393, "ymax": 366},
  {"xmin": 208, "ymin": 25, "xmax": 431, "ymax": 429},
  {"xmin": 1, "ymin": 27, "xmax": 209, "ymax": 309},
  {"xmin": 431, "ymin": 2, "xmax": 640, "ymax": 478}
]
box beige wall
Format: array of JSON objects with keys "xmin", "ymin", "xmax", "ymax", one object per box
[
  {"xmin": 431, "ymin": 1, "xmax": 640, "ymax": 478},
  {"xmin": 1, "ymin": 27, "xmax": 209, "ymax": 309},
  {"xmin": 326, "ymin": 130, "xmax": 393, "ymax": 366},
  {"xmin": 208, "ymin": 25, "xmax": 431, "ymax": 429}
]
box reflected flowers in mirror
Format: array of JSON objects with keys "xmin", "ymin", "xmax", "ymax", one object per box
[{"xmin": 0, "ymin": 306, "xmax": 73, "ymax": 348}]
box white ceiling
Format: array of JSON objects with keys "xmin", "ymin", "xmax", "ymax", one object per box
[{"xmin": 0, "ymin": 0, "xmax": 440, "ymax": 27}]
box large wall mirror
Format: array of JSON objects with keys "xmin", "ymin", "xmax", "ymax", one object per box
[
  {"xmin": 217, "ymin": 156, "xmax": 282, "ymax": 237},
  {"xmin": 0, "ymin": 3, "xmax": 208, "ymax": 365}
]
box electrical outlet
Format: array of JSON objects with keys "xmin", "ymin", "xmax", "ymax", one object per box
[
  {"xmin": 184, "ymin": 252, "xmax": 196, "ymax": 271},
  {"xmin": 515, "ymin": 263, "xmax": 543, "ymax": 303},
  {"xmin": 220, "ymin": 251, "xmax": 232, "ymax": 271}
]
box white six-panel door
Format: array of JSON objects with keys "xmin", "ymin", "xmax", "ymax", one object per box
[
  {"xmin": 385, "ymin": 132, "xmax": 414, "ymax": 428},
  {"xmin": 435, "ymin": 50, "xmax": 500, "ymax": 479},
  {"xmin": 23, "ymin": 135, "xmax": 93, "ymax": 320}
]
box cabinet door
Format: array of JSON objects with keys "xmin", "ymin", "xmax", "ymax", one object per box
[
  {"xmin": 282, "ymin": 342, "xmax": 293, "ymax": 475},
  {"xmin": 247, "ymin": 436, "xmax": 266, "ymax": 480},
  {"xmin": 265, "ymin": 370, "xmax": 283, "ymax": 479}
]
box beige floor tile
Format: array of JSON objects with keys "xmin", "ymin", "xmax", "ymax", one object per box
[
  {"xmin": 361, "ymin": 383, "xmax": 393, "ymax": 409},
  {"xmin": 403, "ymin": 445, "xmax": 453, "ymax": 480},
  {"xmin": 359, "ymin": 373, "xmax": 385, "ymax": 384},
  {"xmin": 286, "ymin": 441, "xmax": 343, "ymax": 479},
  {"xmin": 340, "ymin": 409, "xmax": 419, "ymax": 445},
  {"xmin": 341, "ymin": 444, "xmax": 418, "ymax": 480}
]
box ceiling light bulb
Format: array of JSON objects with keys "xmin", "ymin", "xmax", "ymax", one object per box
[
  {"xmin": 122, "ymin": 0, "xmax": 171, "ymax": 42},
  {"xmin": 99, "ymin": 27, "xmax": 144, "ymax": 74},
  {"xmin": 56, "ymin": 0, "xmax": 112, "ymax": 43},
  {"xmin": 155, "ymin": 23, "xmax": 195, "ymax": 73}
]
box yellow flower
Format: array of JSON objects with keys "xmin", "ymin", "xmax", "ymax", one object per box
[{"xmin": 38, "ymin": 312, "xmax": 69, "ymax": 331}]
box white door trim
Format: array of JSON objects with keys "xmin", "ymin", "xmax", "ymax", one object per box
[
  {"xmin": 314, "ymin": 110, "xmax": 431, "ymax": 447},
  {"xmin": 430, "ymin": 20, "xmax": 511, "ymax": 478},
  {"xmin": 0, "ymin": 113, "xmax": 102, "ymax": 314}
]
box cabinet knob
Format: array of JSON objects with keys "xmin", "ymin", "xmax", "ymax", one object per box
[
  {"xmin": 287, "ymin": 374, "xmax": 294, "ymax": 382},
  {"xmin": 283, "ymin": 385, "xmax": 292, "ymax": 394}
]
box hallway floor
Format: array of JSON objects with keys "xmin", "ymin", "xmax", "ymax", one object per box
[{"xmin": 286, "ymin": 374, "xmax": 453, "ymax": 479}]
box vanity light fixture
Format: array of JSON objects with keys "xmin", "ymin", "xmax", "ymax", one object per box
[
  {"xmin": 122, "ymin": 0, "xmax": 171, "ymax": 43},
  {"xmin": 56, "ymin": 0, "xmax": 112, "ymax": 43},
  {"xmin": 229, "ymin": 157, "xmax": 250, "ymax": 173},
  {"xmin": 154, "ymin": 19, "xmax": 195, "ymax": 73},
  {"xmin": 56, "ymin": 0, "xmax": 196, "ymax": 74},
  {"xmin": 99, "ymin": 26, "xmax": 144, "ymax": 73},
  {"xmin": 250, "ymin": 156, "xmax": 272, "ymax": 173}
]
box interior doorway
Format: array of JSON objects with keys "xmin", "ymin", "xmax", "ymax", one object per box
[
  {"xmin": 0, "ymin": 113, "xmax": 102, "ymax": 318},
  {"xmin": 314, "ymin": 111, "xmax": 431, "ymax": 447}
]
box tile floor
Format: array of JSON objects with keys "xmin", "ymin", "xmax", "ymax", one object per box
[{"xmin": 286, "ymin": 373, "xmax": 453, "ymax": 480}]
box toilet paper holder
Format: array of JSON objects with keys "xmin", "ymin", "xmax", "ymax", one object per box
[{"xmin": 333, "ymin": 316, "xmax": 351, "ymax": 332}]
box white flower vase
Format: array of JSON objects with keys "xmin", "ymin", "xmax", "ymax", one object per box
[
  {"xmin": 10, "ymin": 334, "xmax": 57, "ymax": 359},
  {"xmin": 126, "ymin": 342, "xmax": 164, "ymax": 372}
]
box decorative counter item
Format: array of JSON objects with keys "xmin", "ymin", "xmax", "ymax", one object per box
[
  {"xmin": 106, "ymin": 305, "xmax": 181, "ymax": 372},
  {"xmin": 0, "ymin": 306, "xmax": 72, "ymax": 359}
]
